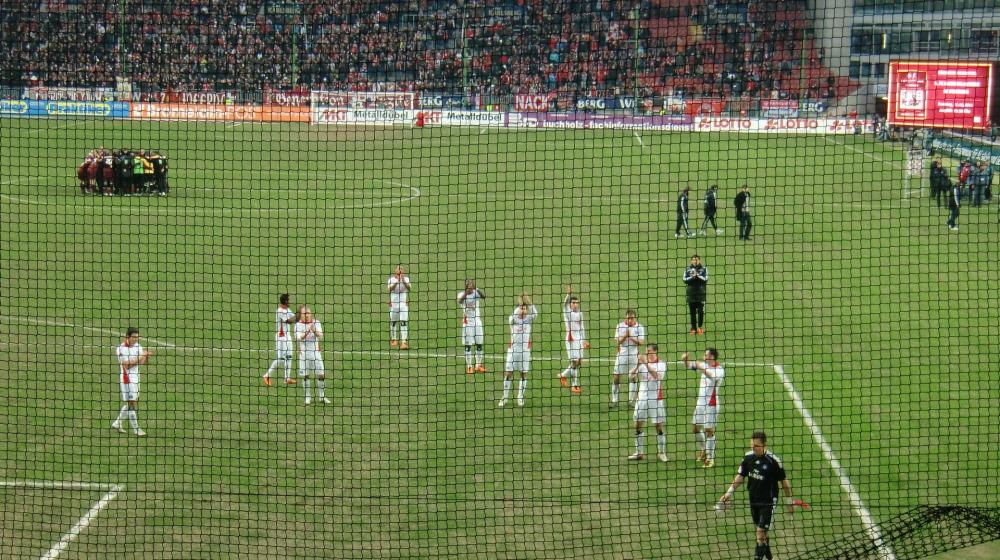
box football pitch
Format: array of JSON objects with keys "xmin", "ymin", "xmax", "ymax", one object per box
[{"xmin": 1, "ymin": 119, "xmax": 998, "ymax": 559}]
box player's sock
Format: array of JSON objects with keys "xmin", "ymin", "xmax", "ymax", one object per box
[
  {"xmin": 763, "ymin": 542, "xmax": 773, "ymax": 560},
  {"xmin": 560, "ymin": 366, "xmax": 572, "ymax": 379},
  {"xmin": 127, "ymin": 409, "xmax": 139, "ymax": 431},
  {"xmin": 400, "ymin": 323, "xmax": 408, "ymax": 342},
  {"xmin": 611, "ymin": 383, "xmax": 619, "ymax": 403},
  {"xmin": 635, "ymin": 430, "xmax": 644, "ymax": 455},
  {"xmin": 476, "ymin": 349, "xmax": 484, "ymax": 367},
  {"xmin": 316, "ymin": 379, "xmax": 326, "ymax": 398},
  {"xmin": 465, "ymin": 347, "xmax": 473, "ymax": 368},
  {"xmin": 390, "ymin": 322, "xmax": 397, "ymax": 340},
  {"xmin": 518, "ymin": 379, "xmax": 527, "ymax": 400},
  {"xmin": 502, "ymin": 379, "xmax": 511, "ymax": 400},
  {"xmin": 755, "ymin": 543, "xmax": 765, "ymax": 560},
  {"xmin": 695, "ymin": 431, "xmax": 706, "ymax": 453},
  {"xmin": 657, "ymin": 433, "xmax": 666, "ymax": 455},
  {"xmin": 628, "ymin": 382, "xmax": 637, "ymax": 401},
  {"xmin": 303, "ymin": 378, "xmax": 311, "ymax": 398},
  {"xmin": 571, "ymin": 368, "xmax": 579, "ymax": 387},
  {"xmin": 283, "ymin": 359, "xmax": 291, "ymax": 382},
  {"xmin": 114, "ymin": 405, "xmax": 128, "ymax": 425},
  {"xmin": 264, "ymin": 359, "xmax": 279, "ymax": 378},
  {"xmin": 707, "ymin": 435, "xmax": 716, "ymax": 460}
]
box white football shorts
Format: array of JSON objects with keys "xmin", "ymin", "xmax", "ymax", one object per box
[
  {"xmin": 275, "ymin": 338, "xmax": 293, "ymax": 360},
  {"xmin": 692, "ymin": 405, "xmax": 719, "ymax": 429},
  {"xmin": 389, "ymin": 303, "xmax": 409, "ymax": 323},
  {"xmin": 615, "ymin": 351, "xmax": 638, "ymax": 375},
  {"xmin": 565, "ymin": 339, "xmax": 583, "ymax": 361},
  {"xmin": 504, "ymin": 346, "xmax": 531, "ymax": 373},
  {"xmin": 633, "ymin": 398, "xmax": 666, "ymax": 424},
  {"xmin": 120, "ymin": 380, "xmax": 140, "ymax": 402},
  {"xmin": 298, "ymin": 352, "xmax": 325, "ymax": 376},
  {"xmin": 462, "ymin": 320, "xmax": 484, "ymax": 346}
]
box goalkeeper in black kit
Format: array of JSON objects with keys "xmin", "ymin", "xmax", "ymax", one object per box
[{"xmin": 717, "ymin": 431, "xmax": 796, "ymax": 560}]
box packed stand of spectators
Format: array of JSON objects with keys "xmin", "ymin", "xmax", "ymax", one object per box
[{"xmin": 0, "ymin": 0, "xmax": 856, "ymax": 101}]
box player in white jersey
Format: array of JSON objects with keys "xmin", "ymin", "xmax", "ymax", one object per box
[
  {"xmin": 263, "ymin": 293, "xmax": 300, "ymax": 387},
  {"xmin": 112, "ymin": 327, "xmax": 153, "ymax": 436},
  {"xmin": 683, "ymin": 348, "xmax": 725, "ymax": 468},
  {"xmin": 387, "ymin": 265, "xmax": 411, "ymax": 349},
  {"xmin": 499, "ymin": 293, "xmax": 538, "ymax": 408},
  {"xmin": 295, "ymin": 306, "xmax": 329, "ymax": 405},
  {"xmin": 612, "ymin": 309, "xmax": 645, "ymax": 406},
  {"xmin": 629, "ymin": 344, "xmax": 668, "ymax": 462},
  {"xmin": 558, "ymin": 285, "xmax": 588, "ymax": 394},
  {"xmin": 457, "ymin": 278, "xmax": 487, "ymax": 374}
]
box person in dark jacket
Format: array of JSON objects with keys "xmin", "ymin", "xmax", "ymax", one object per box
[
  {"xmin": 675, "ymin": 187, "xmax": 693, "ymax": 238},
  {"xmin": 700, "ymin": 184, "xmax": 720, "ymax": 235},
  {"xmin": 947, "ymin": 180, "xmax": 960, "ymax": 232},
  {"xmin": 734, "ymin": 184, "xmax": 752, "ymax": 241},
  {"xmin": 683, "ymin": 254, "xmax": 708, "ymax": 335},
  {"xmin": 929, "ymin": 159, "xmax": 949, "ymax": 207}
]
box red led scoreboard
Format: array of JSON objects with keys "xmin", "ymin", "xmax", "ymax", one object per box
[{"xmin": 888, "ymin": 61, "xmax": 994, "ymax": 131}]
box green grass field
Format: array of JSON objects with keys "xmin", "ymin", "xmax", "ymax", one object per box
[{"xmin": 1, "ymin": 118, "xmax": 998, "ymax": 559}]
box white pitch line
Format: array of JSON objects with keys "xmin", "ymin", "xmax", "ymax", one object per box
[
  {"xmin": 2, "ymin": 316, "xmax": 176, "ymax": 348},
  {"xmin": 0, "ymin": 480, "xmax": 123, "ymax": 560},
  {"xmin": 824, "ymin": 136, "xmax": 903, "ymax": 170},
  {"xmin": 633, "ymin": 131, "xmax": 645, "ymax": 148},
  {"xmin": 773, "ymin": 365, "xmax": 896, "ymax": 560},
  {"xmin": 41, "ymin": 485, "xmax": 122, "ymax": 560}
]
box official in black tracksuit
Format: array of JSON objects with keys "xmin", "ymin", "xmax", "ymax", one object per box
[
  {"xmin": 947, "ymin": 181, "xmax": 960, "ymax": 231},
  {"xmin": 734, "ymin": 185, "xmax": 752, "ymax": 240},
  {"xmin": 718, "ymin": 431, "xmax": 795, "ymax": 560},
  {"xmin": 700, "ymin": 184, "xmax": 719, "ymax": 235},
  {"xmin": 683, "ymin": 255, "xmax": 708, "ymax": 334},
  {"xmin": 930, "ymin": 160, "xmax": 949, "ymax": 207},
  {"xmin": 675, "ymin": 187, "xmax": 692, "ymax": 237}
]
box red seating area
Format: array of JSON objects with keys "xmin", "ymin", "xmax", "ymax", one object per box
[{"xmin": 0, "ymin": 0, "xmax": 857, "ymax": 101}]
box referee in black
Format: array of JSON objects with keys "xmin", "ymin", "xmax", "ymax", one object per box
[{"xmin": 717, "ymin": 431, "xmax": 794, "ymax": 560}]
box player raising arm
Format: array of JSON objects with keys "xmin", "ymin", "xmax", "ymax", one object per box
[
  {"xmin": 558, "ymin": 285, "xmax": 588, "ymax": 394},
  {"xmin": 499, "ymin": 293, "xmax": 538, "ymax": 408},
  {"xmin": 458, "ymin": 279, "xmax": 486, "ymax": 374},
  {"xmin": 388, "ymin": 265, "xmax": 411, "ymax": 349},
  {"xmin": 683, "ymin": 348, "xmax": 725, "ymax": 468}
]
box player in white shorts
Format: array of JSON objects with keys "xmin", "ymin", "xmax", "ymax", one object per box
[
  {"xmin": 629, "ymin": 344, "xmax": 668, "ymax": 462},
  {"xmin": 558, "ymin": 285, "xmax": 588, "ymax": 394},
  {"xmin": 112, "ymin": 327, "xmax": 153, "ymax": 437},
  {"xmin": 263, "ymin": 293, "xmax": 300, "ymax": 387},
  {"xmin": 458, "ymin": 278, "xmax": 486, "ymax": 374},
  {"xmin": 499, "ymin": 293, "xmax": 538, "ymax": 408},
  {"xmin": 683, "ymin": 347, "xmax": 725, "ymax": 468},
  {"xmin": 612, "ymin": 309, "xmax": 645, "ymax": 406},
  {"xmin": 388, "ymin": 265, "xmax": 411, "ymax": 349},
  {"xmin": 295, "ymin": 306, "xmax": 329, "ymax": 405}
]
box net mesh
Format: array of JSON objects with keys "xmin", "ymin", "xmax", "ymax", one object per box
[{"xmin": 1, "ymin": 1, "xmax": 998, "ymax": 559}]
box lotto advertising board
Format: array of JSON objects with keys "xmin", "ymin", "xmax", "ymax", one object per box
[{"xmin": 888, "ymin": 61, "xmax": 993, "ymax": 130}]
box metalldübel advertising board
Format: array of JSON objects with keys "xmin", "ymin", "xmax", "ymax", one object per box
[{"xmin": 888, "ymin": 61, "xmax": 993, "ymax": 130}]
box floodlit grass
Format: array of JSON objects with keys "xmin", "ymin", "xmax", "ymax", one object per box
[{"xmin": 1, "ymin": 118, "xmax": 997, "ymax": 559}]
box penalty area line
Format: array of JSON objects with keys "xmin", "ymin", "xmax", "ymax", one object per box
[
  {"xmin": 0, "ymin": 480, "xmax": 123, "ymax": 560},
  {"xmin": 773, "ymin": 365, "xmax": 896, "ymax": 560}
]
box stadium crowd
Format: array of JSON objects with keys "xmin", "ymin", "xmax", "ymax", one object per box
[{"xmin": 0, "ymin": 0, "xmax": 854, "ymax": 101}]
